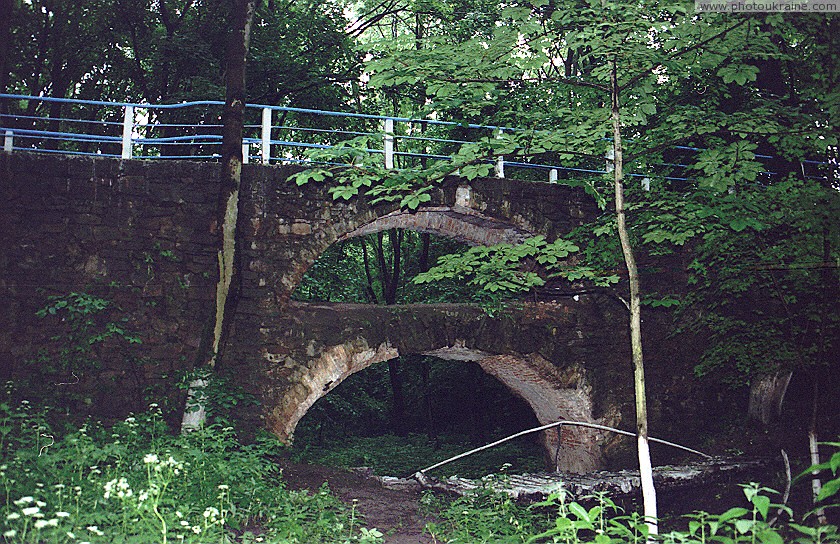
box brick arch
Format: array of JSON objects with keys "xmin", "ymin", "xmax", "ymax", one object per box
[
  {"xmin": 262, "ymin": 302, "xmax": 618, "ymax": 473},
  {"xmin": 244, "ymin": 168, "xmax": 595, "ymax": 304},
  {"xmin": 338, "ymin": 207, "xmax": 533, "ymax": 246},
  {"xmin": 272, "ymin": 338, "xmax": 604, "ymax": 473},
  {"xmin": 276, "ymin": 204, "xmax": 537, "ymax": 302}
]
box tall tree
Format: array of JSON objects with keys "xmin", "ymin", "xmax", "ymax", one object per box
[{"xmin": 182, "ymin": 0, "xmax": 256, "ymax": 431}]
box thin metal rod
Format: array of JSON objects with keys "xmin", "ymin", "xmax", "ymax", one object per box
[{"xmin": 417, "ymin": 419, "xmax": 711, "ymax": 475}]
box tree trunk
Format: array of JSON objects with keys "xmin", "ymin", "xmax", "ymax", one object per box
[
  {"xmin": 361, "ymin": 239, "xmax": 380, "ymax": 304},
  {"xmin": 182, "ymin": 0, "xmax": 255, "ymax": 432},
  {"xmin": 389, "ymin": 358, "xmax": 407, "ymax": 436},
  {"xmin": 611, "ymin": 60, "xmax": 657, "ymax": 536},
  {"xmin": 0, "ymin": 0, "xmax": 12, "ymax": 108},
  {"xmin": 420, "ymin": 356, "xmax": 435, "ymax": 442},
  {"xmin": 810, "ymin": 374, "xmax": 827, "ymax": 524}
]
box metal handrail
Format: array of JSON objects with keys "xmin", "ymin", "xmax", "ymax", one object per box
[{"xmin": 0, "ymin": 93, "xmax": 831, "ymax": 183}]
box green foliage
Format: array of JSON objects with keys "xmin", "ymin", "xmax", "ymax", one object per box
[
  {"xmin": 0, "ymin": 386, "xmax": 383, "ymax": 543},
  {"xmin": 422, "ymin": 475, "xmax": 840, "ymax": 544},
  {"xmin": 177, "ymin": 368, "xmax": 260, "ymax": 427},
  {"xmin": 412, "ymin": 236, "xmax": 612, "ymax": 305},
  {"xmin": 797, "ymin": 441, "xmax": 840, "ymax": 505},
  {"xmin": 691, "ymin": 141, "xmax": 765, "ymax": 192},
  {"xmin": 26, "ymin": 292, "xmax": 146, "ymax": 409},
  {"xmin": 674, "ymin": 178, "xmax": 840, "ymax": 386},
  {"xmin": 6, "ymin": 0, "xmax": 358, "ymax": 107},
  {"xmin": 424, "ymin": 482, "xmax": 540, "ymax": 542}
]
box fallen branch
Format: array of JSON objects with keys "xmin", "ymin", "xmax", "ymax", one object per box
[{"xmin": 413, "ymin": 419, "xmax": 711, "ymax": 477}]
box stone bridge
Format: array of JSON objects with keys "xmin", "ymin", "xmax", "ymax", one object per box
[{"xmin": 1, "ymin": 153, "xmax": 641, "ymax": 473}]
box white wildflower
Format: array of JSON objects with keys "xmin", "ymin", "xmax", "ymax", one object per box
[
  {"xmin": 56, "ymin": 512, "xmax": 71, "ymax": 518},
  {"xmin": 13, "ymin": 496, "xmax": 34, "ymax": 506},
  {"xmin": 143, "ymin": 453, "xmax": 159, "ymax": 464},
  {"xmin": 22, "ymin": 506, "xmax": 41, "ymax": 516},
  {"xmin": 3, "ymin": 530, "xmax": 17, "ymax": 538},
  {"xmin": 6, "ymin": 512, "xmax": 21, "ymax": 520},
  {"xmin": 86, "ymin": 525, "xmax": 104, "ymax": 536}
]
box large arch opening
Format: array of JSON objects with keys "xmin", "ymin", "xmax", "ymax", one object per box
[
  {"xmin": 272, "ymin": 330, "xmax": 606, "ymax": 474},
  {"xmin": 290, "ymin": 355, "xmax": 547, "ymax": 477}
]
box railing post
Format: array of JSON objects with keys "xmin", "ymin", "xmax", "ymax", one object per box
[
  {"xmin": 605, "ymin": 146, "xmax": 614, "ymax": 173},
  {"xmin": 384, "ymin": 118, "xmax": 395, "ymax": 169},
  {"xmin": 3, "ymin": 130, "xmax": 12, "ymax": 152},
  {"xmin": 242, "ymin": 142, "xmax": 250, "ymax": 164},
  {"xmin": 261, "ymin": 107, "xmax": 272, "ymax": 165},
  {"xmin": 495, "ymin": 129, "xmax": 505, "ymax": 178},
  {"xmin": 549, "ymin": 168, "xmax": 558, "ymax": 183},
  {"xmin": 121, "ymin": 105, "xmax": 134, "ymax": 159}
]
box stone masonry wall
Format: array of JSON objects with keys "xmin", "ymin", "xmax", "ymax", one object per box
[{"xmin": 0, "ymin": 154, "xmax": 220, "ymax": 416}]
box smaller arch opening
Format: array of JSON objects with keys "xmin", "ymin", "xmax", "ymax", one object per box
[
  {"xmin": 289, "ymin": 355, "xmax": 547, "ymax": 478},
  {"xmin": 292, "ymin": 229, "xmax": 479, "ymax": 305}
]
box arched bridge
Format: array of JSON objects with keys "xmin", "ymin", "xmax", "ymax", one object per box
[{"xmin": 0, "ymin": 153, "xmax": 636, "ymax": 473}]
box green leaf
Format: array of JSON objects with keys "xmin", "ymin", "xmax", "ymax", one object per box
[
  {"xmin": 568, "ymin": 501, "xmax": 591, "ymax": 522},
  {"xmin": 816, "ymin": 477, "xmax": 840, "ymax": 502},
  {"xmin": 752, "ymin": 494, "xmax": 770, "ymax": 519},
  {"xmin": 756, "ymin": 530, "xmax": 784, "ymax": 544},
  {"xmin": 734, "ymin": 518, "xmax": 754, "ymax": 534},
  {"xmin": 719, "ymin": 507, "xmax": 749, "ymax": 522}
]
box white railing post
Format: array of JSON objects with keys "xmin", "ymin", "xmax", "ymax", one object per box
[
  {"xmin": 3, "ymin": 130, "xmax": 12, "ymax": 152},
  {"xmin": 495, "ymin": 129, "xmax": 505, "ymax": 178},
  {"xmin": 242, "ymin": 142, "xmax": 250, "ymax": 164},
  {"xmin": 549, "ymin": 168, "xmax": 558, "ymax": 183},
  {"xmin": 384, "ymin": 118, "xmax": 395, "ymax": 169},
  {"xmin": 121, "ymin": 105, "xmax": 134, "ymax": 159},
  {"xmin": 261, "ymin": 107, "xmax": 272, "ymax": 165}
]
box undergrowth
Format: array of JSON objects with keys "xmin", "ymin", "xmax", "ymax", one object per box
[
  {"xmin": 0, "ymin": 382, "xmax": 383, "ymax": 544},
  {"xmin": 290, "ymin": 433, "xmax": 546, "ymax": 478},
  {"xmin": 422, "ymin": 466, "xmax": 840, "ymax": 543}
]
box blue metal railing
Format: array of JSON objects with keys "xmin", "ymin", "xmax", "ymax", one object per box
[{"xmin": 0, "ymin": 93, "xmax": 831, "ymax": 184}]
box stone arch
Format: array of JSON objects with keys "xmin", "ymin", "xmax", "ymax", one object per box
[
  {"xmin": 277, "ymin": 203, "xmax": 538, "ymax": 301},
  {"xmin": 267, "ymin": 331, "xmax": 608, "ymax": 474},
  {"xmin": 338, "ymin": 207, "xmax": 533, "ymax": 246}
]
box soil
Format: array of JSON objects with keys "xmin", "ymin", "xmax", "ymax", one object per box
[{"xmin": 276, "ymin": 457, "xmax": 440, "ymax": 544}]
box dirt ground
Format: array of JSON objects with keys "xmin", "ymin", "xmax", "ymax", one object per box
[{"xmin": 276, "ymin": 457, "xmax": 440, "ymax": 543}]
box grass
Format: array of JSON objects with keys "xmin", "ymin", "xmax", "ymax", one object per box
[{"xmin": 289, "ymin": 432, "xmax": 547, "ymax": 478}]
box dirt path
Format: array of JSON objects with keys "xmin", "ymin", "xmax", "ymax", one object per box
[{"xmin": 276, "ymin": 458, "xmax": 439, "ymax": 543}]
